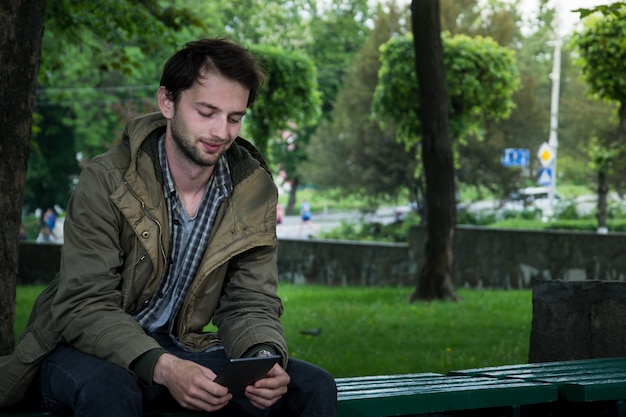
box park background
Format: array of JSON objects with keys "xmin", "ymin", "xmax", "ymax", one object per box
[{"xmin": 7, "ymin": 0, "xmax": 626, "ymax": 379}]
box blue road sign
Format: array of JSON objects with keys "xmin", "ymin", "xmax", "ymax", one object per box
[
  {"xmin": 502, "ymin": 148, "xmax": 530, "ymax": 167},
  {"xmin": 538, "ymin": 167, "xmax": 552, "ymax": 186}
]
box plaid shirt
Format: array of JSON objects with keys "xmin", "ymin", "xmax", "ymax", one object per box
[{"xmin": 134, "ymin": 135, "xmax": 233, "ymax": 334}]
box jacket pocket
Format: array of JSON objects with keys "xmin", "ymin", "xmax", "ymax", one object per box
[{"xmin": 0, "ymin": 330, "xmax": 57, "ymax": 407}]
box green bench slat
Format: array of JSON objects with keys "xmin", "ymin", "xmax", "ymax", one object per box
[
  {"xmin": 448, "ymin": 356, "xmax": 626, "ymax": 379},
  {"xmin": 336, "ymin": 372, "xmax": 442, "ymax": 384},
  {"xmin": 559, "ymin": 379, "xmax": 626, "ymax": 402},
  {"xmin": 337, "ymin": 374, "xmax": 557, "ymax": 417},
  {"xmin": 336, "ymin": 373, "xmax": 443, "ymax": 390},
  {"xmin": 449, "ymin": 357, "xmax": 626, "ymax": 403}
]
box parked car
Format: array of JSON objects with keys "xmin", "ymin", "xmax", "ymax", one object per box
[{"xmin": 501, "ymin": 186, "xmax": 567, "ymax": 216}]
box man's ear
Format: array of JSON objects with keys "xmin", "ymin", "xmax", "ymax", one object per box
[{"xmin": 157, "ymin": 86, "xmax": 174, "ymax": 119}]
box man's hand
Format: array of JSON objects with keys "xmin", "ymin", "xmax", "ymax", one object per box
[
  {"xmin": 153, "ymin": 353, "xmax": 232, "ymax": 412},
  {"xmin": 244, "ymin": 362, "xmax": 290, "ymax": 409}
]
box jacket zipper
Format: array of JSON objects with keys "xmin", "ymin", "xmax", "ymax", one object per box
[{"xmin": 123, "ymin": 179, "xmax": 167, "ymax": 266}]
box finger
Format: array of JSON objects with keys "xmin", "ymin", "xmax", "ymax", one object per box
[
  {"xmin": 183, "ymin": 389, "xmax": 232, "ymax": 412},
  {"xmin": 256, "ymin": 364, "xmax": 289, "ymax": 386},
  {"xmin": 254, "ymin": 375, "xmax": 290, "ymax": 391},
  {"xmin": 266, "ymin": 363, "xmax": 287, "ymax": 377},
  {"xmin": 245, "ymin": 388, "xmax": 279, "ymax": 410},
  {"xmin": 179, "ymin": 377, "xmax": 232, "ymax": 412},
  {"xmin": 245, "ymin": 380, "xmax": 288, "ymax": 407}
]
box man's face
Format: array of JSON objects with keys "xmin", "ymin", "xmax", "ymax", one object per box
[{"xmin": 160, "ymin": 72, "xmax": 249, "ymax": 167}]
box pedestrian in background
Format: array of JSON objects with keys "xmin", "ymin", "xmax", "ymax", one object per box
[{"xmin": 299, "ymin": 199, "xmax": 316, "ymax": 236}]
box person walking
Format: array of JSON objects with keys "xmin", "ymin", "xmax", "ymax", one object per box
[
  {"xmin": 298, "ymin": 199, "xmax": 316, "ymax": 236},
  {"xmin": 0, "ymin": 38, "xmax": 336, "ymax": 417}
]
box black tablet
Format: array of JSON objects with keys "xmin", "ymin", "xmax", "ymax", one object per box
[{"xmin": 214, "ymin": 355, "xmax": 281, "ymax": 397}]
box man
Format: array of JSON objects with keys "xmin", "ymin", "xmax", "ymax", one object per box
[{"xmin": 0, "ymin": 38, "xmax": 337, "ymax": 416}]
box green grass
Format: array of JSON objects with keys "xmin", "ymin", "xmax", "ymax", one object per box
[
  {"xmin": 14, "ymin": 285, "xmax": 44, "ymax": 340},
  {"xmin": 14, "ymin": 285, "xmax": 531, "ymax": 378},
  {"xmin": 279, "ymin": 286, "xmax": 531, "ymax": 377}
]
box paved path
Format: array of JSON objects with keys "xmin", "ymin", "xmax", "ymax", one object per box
[{"xmin": 277, "ymin": 214, "xmax": 342, "ymax": 239}]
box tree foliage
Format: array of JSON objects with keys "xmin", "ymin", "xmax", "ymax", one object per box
[
  {"xmin": 304, "ymin": 0, "xmax": 372, "ymax": 116},
  {"xmin": 220, "ymin": 0, "xmax": 314, "ymax": 50},
  {"xmin": 270, "ymin": 0, "xmax": 373, "ymax": 213},
  {"xmin": 302, "ymin": 3, "xmax": 418, "ymax": 207},
  {"xmin": 573, "ymin": 4, "xmax": 626, "ymax": 227},
  {"xmin": 373, "ymin": 33, "xmax": 520, "ymax": 144},
  {"xmin": 23, "ymin": 106, "xmax": 79, "ymax": 213},
  {"xmin": 42, "ymin": 0, "xmax": 205, "ymax": 75},
  {"xmin": 574, "ymin": 2, "xmax": 626, "ymax": 19},
  {"xmin": 246, "ymin": 45, "xmax": 322, "ymax": 157},
  {"xmin": 574, "ymin": 8, "xmax": 626, "ymax": 109},
  {"xmin": 24, "ymin": 1, "xmax": 209, "ymax": 212}
]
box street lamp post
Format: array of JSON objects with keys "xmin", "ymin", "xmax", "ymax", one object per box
[{"xmin": 546, "ymin": 35, "xmax": 562, "ymax": 217}]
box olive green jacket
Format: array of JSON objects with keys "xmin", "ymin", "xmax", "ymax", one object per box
[{"xmin": 0, "ymin": 112, "xmax": 286, "ymax": 407}]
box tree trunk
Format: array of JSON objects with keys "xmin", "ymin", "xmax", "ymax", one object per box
[
  {"xmin": 287, "ymin": 177, "xmax": 300, "ymax": 215},
  {"xmin": 617, "ymin": 103, "xmax": 626, "ymax": 146},
  {"xmin": 0, "ymin": 0, "xmax": 46, "ymax": 354},
  {"xmin": 409, "ymin": 0, "xmax": 458, "ymax": 302}
]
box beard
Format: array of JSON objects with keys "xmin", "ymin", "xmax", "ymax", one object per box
[{"xmin": 170, "ymin": 111, "xmax": 222, "ymax": 167}]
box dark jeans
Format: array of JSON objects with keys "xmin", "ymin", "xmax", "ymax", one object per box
[{"xmin": 37, "ymin": 335, "xmax": 337, "ymax": 417}]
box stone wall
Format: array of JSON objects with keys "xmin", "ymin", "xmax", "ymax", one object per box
[
  {"xmin": 17, "ymin": 226, "xmax": 626, "ymax": 288},
  {"xmin": 276, "ymin": 238, "xmax": 416, "ymax": 286},
  {"xmin": 436, "ymin": 226, "xmax": 626, "ymax": 289}
]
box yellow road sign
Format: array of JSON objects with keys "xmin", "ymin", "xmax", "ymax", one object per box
[{"xmin": 537, "ymin": 142, "xmax": 554, "ymax": 167}]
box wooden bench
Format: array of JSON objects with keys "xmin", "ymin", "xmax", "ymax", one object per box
[{"xmin": 449, "ymin": 356, "xmax": 626, "ymax": 416}]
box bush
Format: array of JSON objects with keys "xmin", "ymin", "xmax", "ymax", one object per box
[
  {"xmin": 320, "ymin": 216, "xmax": 417, "ymax": 243},
  {"xmin": 456, "ymin": 209, "xmax": 498, "ymax": 226}
]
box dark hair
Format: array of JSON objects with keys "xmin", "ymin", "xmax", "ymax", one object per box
[{"xmin": 159, "ymin": 38, "xmax": 265, "ymax": 107}]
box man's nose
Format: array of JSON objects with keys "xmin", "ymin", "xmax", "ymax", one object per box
[{"xmin": 210, "ymin": 116, "xmax": 228, "ymax": 139}]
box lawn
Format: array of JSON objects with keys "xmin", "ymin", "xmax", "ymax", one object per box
[{"xmin": 14, "ymin": 285, "xmax": 532, "ymax": 378}]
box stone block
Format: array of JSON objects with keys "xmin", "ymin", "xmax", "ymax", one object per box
[{"xmin": 529, "ymin": 279, "xmax": 626, "ymax": 362}]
